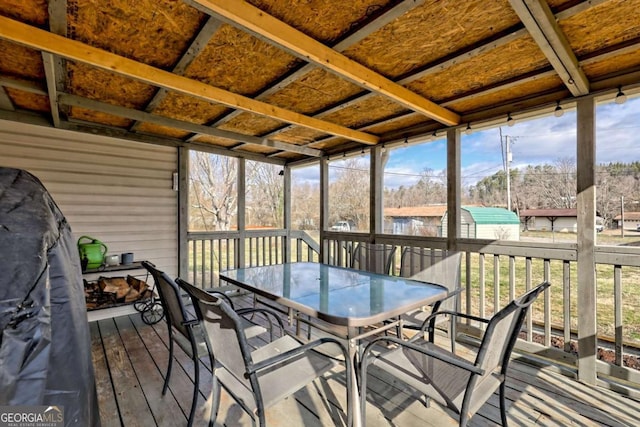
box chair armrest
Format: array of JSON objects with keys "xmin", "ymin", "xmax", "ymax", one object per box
[
  {"xmin": 208, "ymin": 291, "xmax": 234, "ymax": 310},
  {"xmin": 246, "ymin": 336, "xmax": 350, "ymax": 375},
  {"xmin": 236, "ymin": 307, "xmax": 286, "ymax": 337},
  {"xmin": 363, "ymin": 335, "xmax": 484, "ymax": 376},
  {"xmin": 418, "ymin": 310, "xmax": 489, "ymax": 332}
]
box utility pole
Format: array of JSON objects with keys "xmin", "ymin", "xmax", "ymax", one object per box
[
  {"xmin": 621, "ymin": 195, "xmax": 625, "ymax": 238},
  {"xmin": 503, "ymin": 134, "xmax": 512, "ymax": 211}
]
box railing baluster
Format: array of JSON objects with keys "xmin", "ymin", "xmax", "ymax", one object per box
[
  {"xmin": 494, "ymin": 254, "xmax": 500, "ymax": 314},
  {"xmin": 544, "ymin": 259, "xmax": 551, "ymax": 347},
  {"xmin": 614, "ymin": 265, "xmax": 623, "ymax": 366},
  {"xmin": 509, "ymin": 255, "xmax": 515, "ymax": 301},
  {"xmin": 479, "ymin": 253, "xmax": 485, "ymax": 320},
  {"xmin": 526, "ymin": 257, "xmax": 532, "ymax": 342},
  {"xmin": 563, "ymin": 260, "xmax": 571, "ymax": 353},
  {"xmin": 465, "ymin": 251, "xmax": 471, "ymax": 321}
]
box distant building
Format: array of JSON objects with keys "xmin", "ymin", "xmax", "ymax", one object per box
[
  {"xmin": 442, "ymin": 207, "xmax": 520, "ymax": 240},
  {"xmin": 520, "ymin": 208, "xmax": 578, "ymax": 232},
  {"xmin": 383, "ymin": 205, "xmax": 447, "ymax": 236},
  {"xmin": 613, "ymin": 212, "xmax": 640, "ymax": 229}
]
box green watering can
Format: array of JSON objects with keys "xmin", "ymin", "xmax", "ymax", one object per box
[{"xmin": 77, "ymin": 236, "xmax": 108, "ymax": 270}]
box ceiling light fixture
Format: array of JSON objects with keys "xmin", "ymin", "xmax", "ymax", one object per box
[
  {"xmin": 615, "ymin": 86, "xmax": 627, "ymax": 105},
  {"xmin": 507, "ymin": 113, "xmax": 515, "ymax": 127},
  {"xmin": 554, "ymin": 101, "xmax": 564, "ymax": 118},
  {"xmin": 465, "ymin": 123, "xmax": 472, "ymax": 135}
]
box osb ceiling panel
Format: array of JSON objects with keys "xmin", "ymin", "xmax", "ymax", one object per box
[
  {"xmin": 0, "ymin": 40, "xmax": 43, "ymax": 80},
  {"xmin": 321, "ymin": 94, "xmax": 407, "ymax": 129},
  {"xmin": 193, "ymin": 135, "xmax": 237, "ymax": 147},
  {"xmin": 263, "ymin": 68, "xmax": 363, "ymax": 114},
  {"xmin": 184, "ymin": 24, "xmax": 299, "ymax": 95},
  {"xmin": 136, "ymin": 122, "xmax": 190, "ymax": 139},
  {"xmin": 344, "ymin": 0, "xmax": 521, "ymax": 79},
  {"xmin": 365, "ymin": 113, "xmax": 428, "ymax": 136},
  {"xmin": 235, "ymin": 144, "xmax": 277, "ymax": 155},
  {"xmin": 152, "ymin": 92, "xmax": 229, "ymax": 125},
  {"xmin": 447, "ymin": 74, "xmax": 565, "ymax": 113},
  {"xmin": 0, "ymin": 0, "xmax": 47, "ymax": 25},
  {"xmin": 69, "ymin": 106, "xmax": 132, "ymax": 128},
  {"xmin": 276, "ymin": 127, "xmax": 326, "ymax": 145},
  {"xmin": 407, "ymin": 36, "xmax": 550, "ymax": 103},
  {"xmin": 67, "ymin": 0, "xmax": 206, "ymax": 69},
  {"xmin": 583, "ymin": 48, "xmax": 640, "ymax": 80},
  {"xmin": 66, "ymin": 62, "xmax": 156, "ymax": 109},
  {"xmin": 247, "ymin": 0, "xmax": 396, "ymax": 43},
  {"xmin": 218, "ymin": 112, "xmax": 287, "ymax": 137},
  {"xmin": 6, "ymin": 88, "xmax": 49, "ymax": 112},
  {"xmin": 559, "ymin": 0, "xmax": 640, "ymax": 57}
]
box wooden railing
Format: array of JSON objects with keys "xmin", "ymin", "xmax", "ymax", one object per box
[
  {"xmin": 186, "ymin": 229, "xmax": 320, "ymax": 288},
  {"xmin": 186, "ymin": 228, "xmax": 640, "ymax": 389}
]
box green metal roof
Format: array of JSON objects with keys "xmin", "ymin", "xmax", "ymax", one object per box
[{"xmin": 463, "ymin": 207, "xmax": 520, "ymax": 224}]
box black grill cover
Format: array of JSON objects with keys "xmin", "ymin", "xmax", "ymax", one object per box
[{"xmin": 0, "ymin": 168, "xmax": 100, "ymax": 426}]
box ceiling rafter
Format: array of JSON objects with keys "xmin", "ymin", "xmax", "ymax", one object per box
[
  {"xmin": 0, "ymin": 76, "xmax": 47, "ymax": 95},
  {"xmin": 0, "ymin": 86, "xmax": 15, "ymax": 111},
  {"xmin": 193, "ymin": 0, "xmax": 428, "ymax": 143},
  {"xmin": 190, "ymin": 0, "xmax": 460, "ymax": 126},
  {"xmin": 509, "ymin": 0, "xmax": 589, "ymax": 96},
  {"xmin": 43, "ymin": 0, "xmax": 67, "ymax": 127},
  {"xmin": 58, "ymin": 93, "xmax": 323, "ymax": 157},
  {"xmin": 130, "ymin": 16, "xmax": 224, "ymax": 132},
  {"xmin": 257, "ymin": 0, "xmax": 605, "ymax": 151},
  {"xmin": 0, "ymin": 16, "xmax": 378, "ymax": 145}
]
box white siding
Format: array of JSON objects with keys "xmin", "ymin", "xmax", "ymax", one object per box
[
  {"xmin": 476, "ymin": 224, "xmax": 520, "ymax": 240},
  {"xmin": 530, "ymin": 217, "xmax": 577, "ymax": 232},
  {"xmin": 442, "ymin": 210, "xmax": 476, "ymax": 238},
  {"xmin": 0, "ymin": 120, "xmax": 178, "ymax": 277}
]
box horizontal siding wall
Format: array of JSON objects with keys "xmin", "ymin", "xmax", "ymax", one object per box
[{"xmin": 0, "ymin": 120, "xmax": 178, "ymax": 277}]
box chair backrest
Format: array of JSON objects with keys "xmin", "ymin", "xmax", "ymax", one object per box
[
  {"xmin": 474, "ymin": 282, "xmax": 550, "ymax": 377},
  {"xmin": 142, "ymin": 261, "xmax": 192, "ymax": 338},
  {"xmin": 179, "ymin": 280, "xmax": 253, "ymax": 390},
  {"xmin": 400, "ymin": 248, "xmax": 462, "ymax": 310},
  {"xmin": 351, "ymin": 243, "xmax": 397, "ymax": 275}
]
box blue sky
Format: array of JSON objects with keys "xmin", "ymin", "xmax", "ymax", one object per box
[{"xmin": 293, "ymin": 94, "xmax": 640, "ymax": 189}]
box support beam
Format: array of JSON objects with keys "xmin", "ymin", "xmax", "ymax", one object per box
[
  {"xmin": 0, "ymin": 16, "xmax": 378, "ymax": 145},
  {"xmin": 237, "ymin": 158, "xmax": 246, "ymax": 268},
  {"xmin": 0, "ymin": 76, "xmax": 47, "ymax": 95},
  {"xmin": 46, "ymin": 0, "xmax": 68, "ymax": 127},
  {"xmin": 371, "ymin": 146, "xmax": 383, "ymax": 236},
  {"xmin": 447, "ymin": 129, "xmax": 461, "ymax": 250},
  {"xmin": 576, "ymin": 97, "xmax": 597, "ymax": 385},
  {"xmin": 283, "ymin": 165, "xmax": 292, "ymax": 263},
  {"xmin": 0, "ymin": 86, "xmax": 14, "ymax": 111},
  {"xmin": 58, "ymin": 93, "xmax": 324, "ymax": 156},
  {"xmin": 509, "ymin": 0, "xmax": 589, "ymax": 96},
  {"xmin": 131, "ymin": 17, "xmax": 223, "ymax": 131},
  {"xmin": 200, "ymin": 0, "xmax": 427, "ymax": 137},
  {"xmin": 191, "ymin": 0, "xmax": 460, "ymax": 126},
  {"xmin": 178, "ymin": 146, "xmax": 189, "ymax": 278},
  {"xmin": 320, "ymin": 157, "xmax": 329, "ymax": 264}
]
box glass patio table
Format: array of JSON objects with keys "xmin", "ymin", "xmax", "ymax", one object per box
[{"xmin": 220, "ymin": 261, "xmax": 448, "ymax": 427}]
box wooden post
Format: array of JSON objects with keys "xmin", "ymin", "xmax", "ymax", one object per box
[
  {"xmin": 371, "ymin": 145, "xmax": 383, "ymax": 237},
  {"xmin": 447, "ymin": 129, "xmax": 461, "ymax": 249},
  {"xmin": 178, "ymin": 146, "xmax": 189, "ymax": 279},
  {"xmin": 320, "ymin": 157, "xmax": 329, "ymax": 263},
  {"xmin": 283, "ymin": 166, "xmax": 291, "ymax": 263},
  {"xmin": 237, "ymin": 158, "xmax": 246, "ymax": 268},
  {"xmin": 576, "ymin": 96, "xmax": 597, "ymax": 385}
]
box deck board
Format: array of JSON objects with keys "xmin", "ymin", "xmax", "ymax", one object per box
[{"xmin": 89, "ymin": 295, "xmax": 640, "ymax": 426}]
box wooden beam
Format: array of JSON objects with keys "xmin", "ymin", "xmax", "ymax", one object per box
[
  {"xmin": 509, "ymin": 0, "xmax": 589, "ymax": 96},
  {"xmin": 0, "ymin": 16, "xmax": 378, "ymax": 145},
  {"xmin": 0, "ymin": 76, "xmax": 47, "ymax": 95},
  {"xmin": 0, "ymin": 86, "xmax": 15, "ymax": 111},
  {"xmin": 199, "ymin": 0, "xmax": 427, "ymax": 135},
  {"xmin": 58, "ymin": 93, "xmax": 323, "ymax": 157},
  {"xmin": 131, "ymin": 17, "xmax": 223, "ymax": 131},
  {"xmin": 41, "ymin": 52, "xmax": 61, "ymax": 127},
  {"xmin": 191, "ymin": 0, "xmax": 460, "ymax": 126},
  {"xmin": 46, "ymin": 0, "xmax": 68, "ymax": 127}
]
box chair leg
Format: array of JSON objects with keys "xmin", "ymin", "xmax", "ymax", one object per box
[
  {"xmin": 500, "ymin": 382, "xmax": 508, "ymax": 426},
  {"xmin": 187, "ymin": 355, "xmax": 200, "ymax": 427},
  {"xmin": 209, "ymin": 374, "xmax": 221, "ymax": 427},
  {"xmin": 163, "ymin": 338, "xmax": 174, "ymax": 395}
]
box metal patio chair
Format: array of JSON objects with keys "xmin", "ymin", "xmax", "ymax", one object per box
[
  {"xmin": 141, "ymin": 262, "xmax": 269, "ymax": 427},
  {"xmin": 360, "ymin": 281, "xmax": 550, "ymax": 427},
  {"xmin": 399, "ymin": 248, "xmax": 463, "ymax": 348},
  {"xmin": 179, "ymin": 279, "xmax": 354, "ymax": 427},
  {"xmin": 351, "ymin": 242, "xmax": 397, "ymax": 275}
]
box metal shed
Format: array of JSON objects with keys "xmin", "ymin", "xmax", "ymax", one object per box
[{"xmin": 442, "ymin": 206, "xmax": 520, "ymax": 240}]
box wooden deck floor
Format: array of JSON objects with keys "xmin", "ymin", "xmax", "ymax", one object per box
[{"xmin": 90, "ymin": 296, "xmax": 640, "ymax": 427}]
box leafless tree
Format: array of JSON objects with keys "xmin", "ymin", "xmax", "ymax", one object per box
[{"xmin": 246, "ymin": 161, "xmax": 284, "ymax": 227}]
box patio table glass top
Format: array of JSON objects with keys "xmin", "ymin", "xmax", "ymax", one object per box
[{"xmin": 220, "ymin": 262, "xmax": 447, "ymax": 327}]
